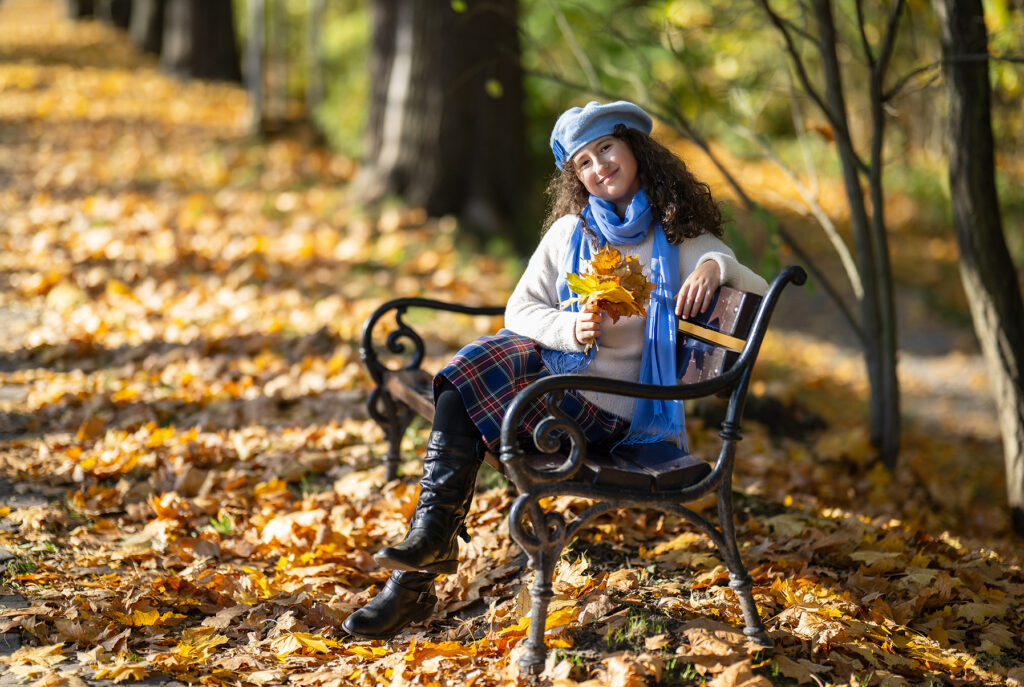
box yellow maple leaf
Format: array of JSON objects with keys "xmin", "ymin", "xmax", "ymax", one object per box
[
  {"xmin": 496, "ymin": 616, "xmax": 531, "ymax": 637},
  {"xmin": 560, "ymin": 247, "xmax": 654, "ymax": 325},
  {"xmin": 269, "ymin": 632, "xmax": 336, "ymax": 658},
  {"xmin": 403, "ymin": 638, "xmax": 474, "ymax": 662},
  {"xmin": 589, "ymin": 245, "xmax": 624, "ymax": 272},
  {"xmin": 343, "ymin": 644, "xmax": 390, "ymax": 659},
  {"xmin": 131, "ymin": 609, "xmax": 160, "ymax": 626},
  {"xmin": 95, "ymin": 662, "xmax": 150, "ymax": 683},
  {"xmin": 544, "ymin": 605, "xmax": 579, "ymax": 630},
  {"xmin": 173, "ymin": 628, "xmax": 228, "ymax": 662}
]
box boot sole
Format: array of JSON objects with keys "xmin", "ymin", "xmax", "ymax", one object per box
[
  {"xmin": 374, "ymin": 551, "xmax": 458, "ymax": 575},
  {"xmin": 341, "ymin": 604, "xmax": 436, "ymax": 640}
]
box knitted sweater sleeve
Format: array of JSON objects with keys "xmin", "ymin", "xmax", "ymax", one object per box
[
  {"xmin": 504, "ymin": 215, "xmax": 587, "ymax": 353},
  {"xmin": 681, "ymin": 233, "xmax": 769, "ymax": 295}
]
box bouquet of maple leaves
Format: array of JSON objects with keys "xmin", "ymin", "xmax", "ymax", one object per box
[{"xmin": 559, "ymin": 246, "xmax": 656, "ymax": 348}]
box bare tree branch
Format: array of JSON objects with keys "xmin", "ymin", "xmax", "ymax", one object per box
[
  {"xmin": 885, "ymin": 52, "xmax": 1024, "ymax": 101},
  {"xmin": 884, "ymin": 61, "xmax": 942, "ymax": 101},
  {"xmin": 786, "ymin": 71, "xmax": 820, "ymax": 194},
  {"xmin": 758, "ymin": 0, "xmax": 834, "ymax": 125},
  {"xmin": 738, "ymin": 125, "xmax": 865, "ymax": 301},
  {"xmin": 759, "ymin": 0, "xmax": 869, "ymax": 176},
  {"xmin": 548, "ymin": 0, "xmax": 599, "ymax": 91},
  {"xmin": 776, "ymin": 10, "xmax": 817, "ymax": 43},
  {"xmin": 855, "ymin": 0, "xmax": 875, "ymax": 69},
  {"xmin": 876, "ymin": 0, "xmax": 905, "ymax": 85}
]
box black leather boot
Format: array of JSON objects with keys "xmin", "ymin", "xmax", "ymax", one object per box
[
  {"xmin": 374, "ymin": 431, "xmax": 483, "ymax": 574},
  {"xmin": 341, "ymin": 570, "xmax": 437, "ymax": 639}
]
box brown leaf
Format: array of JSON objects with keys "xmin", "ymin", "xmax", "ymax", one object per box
[
  {"xmin": 200, "ymin": 604, "xmax": 249, "ymax": 630},
  {"xmin": 75, "ymin": 416, "xmax": 106, "ymax": 442},
  {"xmin": 773, "ymin": 655, "xmax": 832, "ymax": 685},
  {"xmin": 677, "ymin": 618, "xmax": 758, "ymax": 674},
  {"xmin": 5, "ymin": 643, "xmax": 67, "ymax": 668},
  {"xmin": 708, "ymin": 660, "xmax": 772, "ymax": 687}
]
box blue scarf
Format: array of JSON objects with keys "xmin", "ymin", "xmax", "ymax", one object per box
[{"xmin": 542, "ymin": 190, "xmax": 686, "ymax": 448}]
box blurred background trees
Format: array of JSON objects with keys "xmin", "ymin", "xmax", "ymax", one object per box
[
  {"xmin": 350, "ymin": 0, "xmax": 526, "ymax": 244},
  {"xmin": 62, "ymin": 0, "xmax": 1024, "ymax": 531}
]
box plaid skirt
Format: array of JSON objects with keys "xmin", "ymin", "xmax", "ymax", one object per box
[{"xmin": 435, "ymin": 329, "xmax": 629, "ymax": 453}]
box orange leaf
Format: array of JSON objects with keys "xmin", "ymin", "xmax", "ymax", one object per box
[{"xmin": 76, "ymin": 417, "xmax": 106, "ymax": 442}]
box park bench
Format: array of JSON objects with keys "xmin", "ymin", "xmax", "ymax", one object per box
[{"xmin": 360, "ymin": 264, "xmax": 806, "ymax": 673}]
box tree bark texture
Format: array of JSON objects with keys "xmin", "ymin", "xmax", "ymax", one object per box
[
  {"xmin": 935, "ymin": 0, "xmax": 1024, "ymax": 536},
  {"xmin": 161, "ymin": 0, "xmax": 242, "ymax": 83},
  {"xmin": 97, "ymin": 0, "xmax": 131, "ymax": 28},
  {"xmin": 356, "ymin": 0, "xmax": 526, "ymax": 238},
  {"xmin": 864, "ymin": 3, "xmax": 903, "ymax": 468},
  {"xmin": 812, "ymin": 0, "xmax": 900, "ymax": 467},
  {"xmin": 244, "ymin": 0, "xmax": 265, "ymax": 131},
  {"xmin": 129, "ymin": 0, "xmax": 165, "ymax": 55},
  {"xmin": 66, "ymin": 0, "xmax": 94, "ymax": 18},
  {"xmin": 267, "ymin": 0, "xmax": 288, "ymax": 121}
]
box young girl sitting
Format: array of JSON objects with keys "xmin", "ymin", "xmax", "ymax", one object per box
[{"xmin": 342, "ymin": 100, "xmax": 768, "ymax": 639}]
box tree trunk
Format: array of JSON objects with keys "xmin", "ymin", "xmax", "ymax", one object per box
[
  {"xmin": 306, "ymin": 0, "xmax": 326, "ymax": 123},
  {"xmin": 129, "ymin": 0, "xmax": 165, "ymax": 55},
  {"xmin": 355, "ymin": 0, "xmax": 527, "ymax": 241},
  {"xmin": 244, "ymin": 0, "xmax": 265, "ymax": 131},
  {"xmin": 361, "ymin": 0, "xmax": 397, "ymax": 169},
  {"xmin": 97, "ymin": 0, "xmax": 131, "ymax": 28},
  {"xmin": 267, "ymin": 0, "xmax": 288, "ymax": 122},
  {"xmin": 161, "ymin": 0, "xmax": 242, "ymax": 83},
  {"xmin": 66, "ymin": 0, "xmax": 94, "ymax": 18},
  {"xmin": 864, "ymin": 3, "xmax": 903, "ymax": 467},
  {"xmin": 935, "ymin": 0, "xmax": 1024, "ymax": 537},
  {"xmin": 812, "ymin": 0, "xmax": 900, "ymax": 467}
]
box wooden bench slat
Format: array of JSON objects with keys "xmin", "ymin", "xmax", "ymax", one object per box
[
  {"xmin": 581, "ymin": 453, "xmax": 653, "ymax": 490},
  {"xmin": 385, "ymin": 369, "xmax": 435, "ymax": 420},
  {"xmin": 677, "ymin": 286, "xmax": 762, "ymax": 386}
]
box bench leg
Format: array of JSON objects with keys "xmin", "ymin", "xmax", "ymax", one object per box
[
  {"xmin": 509, "ymin": 498, "xmax": 565, "ymax": 675},
  {"xmin": 521, "ymin": 547, "xmax": 556, "ymax": 675},
  {"xmin": 717, "ymin": 481, "xmax": 773, "ymax": 649},
  {"xmin": 367, "ymin": 387, "xmax": 415, "ymax": 481}
]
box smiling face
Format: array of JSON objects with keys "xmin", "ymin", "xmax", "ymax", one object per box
[{"xmin": 571, "ymin": 135, "xmax": 641, "ymax": 216}]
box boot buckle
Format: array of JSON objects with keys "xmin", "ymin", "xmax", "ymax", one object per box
[{"xmin": 416, "ymin": 590, "xmax": 433, "ymax": 604}]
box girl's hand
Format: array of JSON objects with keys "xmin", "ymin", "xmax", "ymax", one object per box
[
  {"xmin": 676, "ymin": 259, "xmax": 721, "ymax": 319},
  {"xmin": 574, "ymin": 305, "xmax": 602, "ymax": 346}
]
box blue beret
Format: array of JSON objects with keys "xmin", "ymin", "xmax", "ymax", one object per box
[{"xmin": 550, "ymin": 100, "xmax": 653, "ymax": 168}]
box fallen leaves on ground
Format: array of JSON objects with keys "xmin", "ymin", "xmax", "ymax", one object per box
[{"xmin": 1, "ymin": 1, "xmax": 1022, "ymax": 686}]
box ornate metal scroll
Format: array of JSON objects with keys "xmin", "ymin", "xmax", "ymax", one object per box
[{"xmin": 360, "ymin": 298, "xmax": 503, "ymax": 480}]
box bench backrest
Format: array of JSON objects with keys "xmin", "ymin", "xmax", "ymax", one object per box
[{"xmin": 676, "ymin": 286, "xmax": 762, "ymax": 385}]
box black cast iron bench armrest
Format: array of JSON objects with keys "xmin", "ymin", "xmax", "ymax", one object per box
[
  {"xmin": 360, "ymin": 298, "xmax": 505, "ymax": 479},
  {"xmin": 360, "ymin": 297, "xmax": 505, "ymax": 383}
]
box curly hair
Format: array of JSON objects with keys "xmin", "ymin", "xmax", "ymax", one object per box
[{"xmin": 543, "ymin": 124, "xmax": 723, "ymax": 244}]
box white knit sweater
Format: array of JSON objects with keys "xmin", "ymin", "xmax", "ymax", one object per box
[{"xmin": 504, "ymin": 214, "xmax": 769, "ymax": 419}]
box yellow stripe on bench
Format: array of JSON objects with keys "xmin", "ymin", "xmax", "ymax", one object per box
[{"xmin": 677, "ymin": 319, "xmax": 746, "ymax": 352}]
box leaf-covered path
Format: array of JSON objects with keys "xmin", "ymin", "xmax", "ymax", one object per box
[{"xmin": 1, "ymin": 1, "xmax": 1022, "ymax": 686}]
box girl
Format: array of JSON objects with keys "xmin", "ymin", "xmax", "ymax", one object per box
[{"xmin": 342, "ymin": 100, "xmax": 768, "ymax": 639}]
